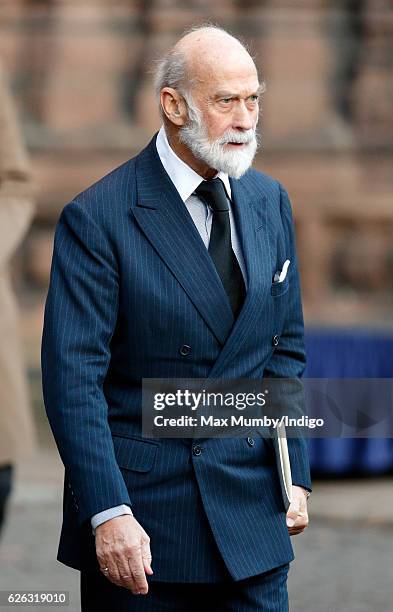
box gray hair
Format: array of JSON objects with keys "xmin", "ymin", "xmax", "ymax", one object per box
[
  {"xmin": 153, "ymin": 48, "xmax": 188, "ymax": 102},
  {"xmin": 152, "ymin": 24, "xmax": 251, "ymax": 119}
]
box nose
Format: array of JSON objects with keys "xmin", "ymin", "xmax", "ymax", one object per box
[{"xmin": 232, "ymin": 100, "xmax": 254, "ymax": 131}]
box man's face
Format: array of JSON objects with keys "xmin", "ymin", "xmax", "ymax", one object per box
[{"xmin": 178, "ymin": 63, "xmax": 261, "ymax": 179}]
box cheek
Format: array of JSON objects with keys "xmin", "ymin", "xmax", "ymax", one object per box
[{"xmin": 206, "ymin": 115, "xmax": 232, "ymax": 140}]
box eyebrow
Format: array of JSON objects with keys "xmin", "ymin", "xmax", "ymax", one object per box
[{"xmin": 214, "ymin": 84, "xmax": 265, "ymax": 99}]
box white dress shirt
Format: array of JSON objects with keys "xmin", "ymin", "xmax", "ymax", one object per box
[
  {"xmin": 155, "ymin": 125, "xmax": 247, "ymax": 286},
  {"xmin": 90, "ymin": 126, "xmax": 247, "ymax": 534}
]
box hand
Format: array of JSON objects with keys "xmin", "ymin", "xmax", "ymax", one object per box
[
  {"xmin": 95, "ymin": 514, "xmax": 153, "ymax": 595},
  {"xmin": 286, "ymin": 485, "xmax": 309, "ymax": 536}
]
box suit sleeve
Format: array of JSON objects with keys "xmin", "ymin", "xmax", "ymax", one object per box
[
  {"xmin": 41, "ymin": 200, "xmax": 132, "ymax": 527},
  {"xmin": 264, "ymin": 181, "xmax": 312, "ymax": 492}
]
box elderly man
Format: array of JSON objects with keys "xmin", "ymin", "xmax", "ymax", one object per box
[{"xmin": 41, "ymin": 25, "xmax": 311, "ymax": 611}]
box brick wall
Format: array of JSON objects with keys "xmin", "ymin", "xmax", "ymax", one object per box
[{"xmin": 1, "ymin": 0, "xmax": 392, "ymax": 375}]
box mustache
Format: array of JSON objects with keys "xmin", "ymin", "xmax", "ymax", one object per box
[{"xmin": 218, "ymin": 129, "xmax": 257, "ymax": 146}]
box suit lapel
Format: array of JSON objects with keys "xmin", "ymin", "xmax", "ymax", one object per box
[
  {"xmin": 131, "ymin": 135, "xmax": 272, "ymax": 371},
  {"xmin": 132, "ymin": 136, "xmax": 234, "ymax": 346}
]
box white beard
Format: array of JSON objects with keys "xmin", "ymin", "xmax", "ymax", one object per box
[{"xmin": 178, "ymin": 104, "xmax": 259, "ymax": 179}]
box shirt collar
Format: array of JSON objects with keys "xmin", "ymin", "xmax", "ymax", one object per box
[{"xmin": 156, "ymin": 125, "xmax": 232, "ymax": 203}]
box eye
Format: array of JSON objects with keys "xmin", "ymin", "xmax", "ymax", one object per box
[
  {"xmin": 220, "ymin": 98, "xmax": 232, "ymax": 104},
  {"xmin": 249, "ymin": 95, "xmax": 259, "ymax": 103}
]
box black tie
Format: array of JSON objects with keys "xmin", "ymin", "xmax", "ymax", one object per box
[{"xmin": 195, "ymin": 178, "xmax": 246, "ymax": 318}]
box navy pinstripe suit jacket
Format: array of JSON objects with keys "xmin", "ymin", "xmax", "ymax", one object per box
[{"xmin": 41, "ymin": 133, "xmax": 311, "ymax": 582}]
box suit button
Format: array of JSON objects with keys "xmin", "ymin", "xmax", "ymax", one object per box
[
  {"xmin": 247, "ymin": 437, "xmax": 255, "ymax": 447},
  {"xmin": 272, "ymin": 335, "xmax": 279, "ymax": 347},
  {"xmin": 179, "ymin": 344, "xmax": 191, "ymax": 356},
  {"xmin": 192, "ymin": 445, "xmax": 202, "ymax": 456}
]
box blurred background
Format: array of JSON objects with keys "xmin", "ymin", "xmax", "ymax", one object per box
[{"xmin": 0, "ymin": 1, "xmax": 392, "ymax": 610}]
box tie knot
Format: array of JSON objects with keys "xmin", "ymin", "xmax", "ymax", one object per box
[{"xmin": 194, "ymin": 178, "xmax": 229, "ymax": 212}]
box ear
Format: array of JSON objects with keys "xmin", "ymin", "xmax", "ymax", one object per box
[{"xmin": 160, "ymin": 87, "xmax": 187, "ymax": 126}]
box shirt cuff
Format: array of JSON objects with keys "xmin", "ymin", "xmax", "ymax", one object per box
[{"xmin": 91, "ymin": 504, "xmax": 133, "ymax": 536}]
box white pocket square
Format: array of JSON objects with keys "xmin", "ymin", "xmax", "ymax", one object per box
[{"xmin": 273, "ymin": 259, "xmax": 291, "ymax": 283}]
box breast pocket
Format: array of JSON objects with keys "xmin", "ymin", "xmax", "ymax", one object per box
[
  {"xmin": 270, "ymin": 276, "xmax": 289, "ymax": 298},
  {"xmin": 112, "ymin": 434, "xmax": 159, "ymax": 473}
]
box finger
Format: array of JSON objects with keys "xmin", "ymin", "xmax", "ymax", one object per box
[
  {"xmin": 289, "ymin": 523, "xmax": 308, "ymax": 534},
  {"xmin": 286, "ymin": 497, "xmax": 301, "ymax": 527},
  {"xmin": 128, "ymin": 548, "xmax": 149, "ymax": 595},
  {"xmin": 128, "ymin": 563, "xmax": 149, "ymax": 595},
  {"xmin": 289, "ymin": 527, "xmax": 306, "ymax": 536},
  {"xmin": 116, "ymin": 550, "xmax": 136, "ymax": 591},
  {"xmin": 104, "ymin": 557, "xmax": 122, "ymax": 586},
  {"xmin": 97, "ymin": 548, "xmax": 122, "ymax": 587},
  {"xmin": 141, "ymin": 539, "xmax": 153, "ymax": 575},
  {"xmin": 288, "ymin": 512, "xmax": 309, "ymax": 535},
  {"xmin": 294, "ymin": 510, "xmax": 308, "ymax": 525},
  {"xmin": 110, "ymin": 546, "xmax": 140, "ymax": 593},
  {"xmin": 115, "ymin": 557, "xmax": 139, "ymax": 591}
]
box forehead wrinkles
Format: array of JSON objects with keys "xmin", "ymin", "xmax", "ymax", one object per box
[{"xmin": 186, "ymin": 41, "xmax": 257, "ymax": 86}]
